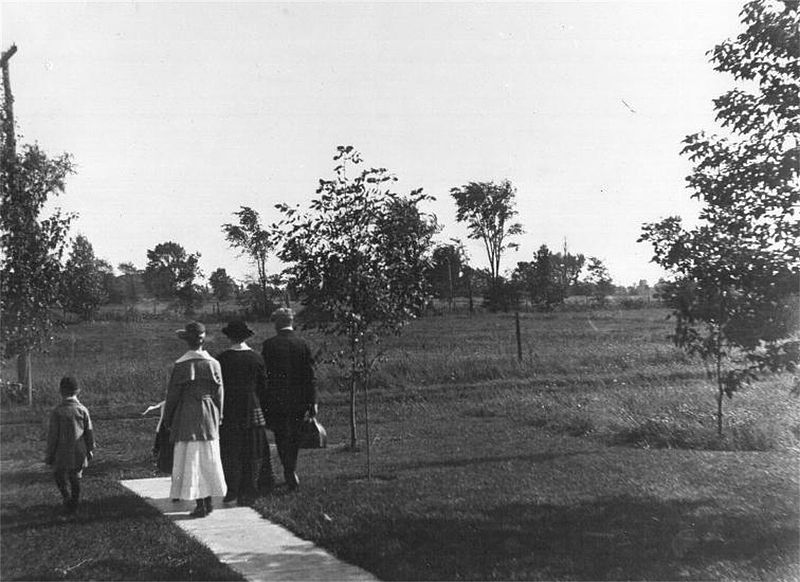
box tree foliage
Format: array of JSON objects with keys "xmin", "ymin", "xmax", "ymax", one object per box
[
  {"xmin": 222, "ymin": 207, "xmax": 273, "ymax": 316},
  {"xmin": 428, "ymin": 242, "xmax": 468, "ymax": 307},
  {"xmin": 450, "ymin": 180, "xmax": 524, "ymax": 282},
  {"xmin": 512, "ymin": 243, "xmax": 588, "ymax": 310},
  {"xmin": 551, "ymin": 244, "xmax": 586, "ymax": 294},
  {"xmin": 513, "ymin": 245, "xmax": 565, "ymax": 310},
  {"xmin": 0, "ymin": 142, "xmax": 75, "ymax": 357},
  {"xmin": 276, "ymin": 145, "xmax": 438, "ymax": 454},
  {"xmin": 583, "ymin": 257, "xmax": 615, "ymax": 305},
  {"xmin": 209, "ymin": 267, "xmax": 237, "ymax": 302},
  {"xmin": 96, "ymin": 259, "xmax": 125, "ymax": 305},
  {"xmin": 640, "ymin": 0, "xmax": 799, "ymax": 435},
  {"xmin": 142, "ymin": 241, "xmax": 202, "ymax": 313},
  {"xmin": 117, "ymin": 262, "xmax": 144, "ymax": 304},
  {"xmin": 278, "ymin": 146, "xmax": 438, "ymax": 337},
  {"xmin": 61, "ymin": 234, "xmax": 107, "ymax": 320}
]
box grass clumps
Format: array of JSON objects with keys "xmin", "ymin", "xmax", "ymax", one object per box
[{"xmin": 2, "ymin": 307, "xmax": 798, "ymax": 580}]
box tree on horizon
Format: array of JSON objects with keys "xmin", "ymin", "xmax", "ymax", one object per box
[{"xmin": 222, "ymin": 207, "xmax": 274, "ymax": 317}]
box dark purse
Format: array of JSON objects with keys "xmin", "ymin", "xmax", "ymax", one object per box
[
  {"xmin": 153, "ymin": 424, "xmax": 173, "ymax": 474},
  {"xmin": 298, "ymin": 417, "xmax": 327, "ymax": 449}
]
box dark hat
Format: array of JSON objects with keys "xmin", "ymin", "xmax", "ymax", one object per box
[
  {"xmin": 176, "ymin": 321, "xmax": 206, "ymax": 340},
  {"xmin": 222, "ymin": 319, "xmax": 254, "ymax": 340}
]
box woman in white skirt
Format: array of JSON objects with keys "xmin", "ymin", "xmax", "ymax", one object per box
[{"xmin": 163, "ymin": 321, "xmax": 227, "ymax": 517}]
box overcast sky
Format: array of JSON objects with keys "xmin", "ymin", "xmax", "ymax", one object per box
[{"xmin": 3, "ymin": 1, "xmax": 744, "ymax": 286}]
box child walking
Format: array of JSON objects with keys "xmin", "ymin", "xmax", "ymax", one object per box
[{"xmin": 45, "ymin": 376, "xmax": 95, "ymax": 515}]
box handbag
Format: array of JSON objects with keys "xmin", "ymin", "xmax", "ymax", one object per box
[
  {"xmin": 298, "ymin": 417, "xmax": 327, "ymax": 449},
  {"xmin": 153, "ymin": 425, "xmax": 173, "ymax": 474}
]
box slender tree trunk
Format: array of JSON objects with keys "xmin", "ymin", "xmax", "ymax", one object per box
[
  {"xmin": 17, "ymin": 351, "xmax": 31, "ymax": 406},
  {"xmin": 716, "ymin": 349, "xmax": 724, "ymax": 437},
  {"xmin": 446, "ymin": 256, "xmax": 454, "ymax": 311},
  {"xmin": 467, "ymin": 270, "xmax": 473, "ymax": 315},
  {"xmin": 716, "ymin": 290, "xmax": 726, "ymax": 437},
  {"xmin": 349, "ymin": 339, "xmax": 358, "ymax": 449},
  {"xmin": 363, "ymin": 370, "xmax": 371, "ymax": 480},
  {"xmin": 349, "ymin": 374, "xmax": 357, "ymax": 449},
  {"xmin": 260, "ymin": 281, "xmax": 269, "ymax": 317}
]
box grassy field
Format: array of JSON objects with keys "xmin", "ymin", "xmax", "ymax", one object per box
[{"xmin": 1, "ymin": 307, "xmax": 798, "ymax": 580}]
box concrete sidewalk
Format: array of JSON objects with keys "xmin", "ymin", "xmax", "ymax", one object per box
[{"xmin": 121, "ymin": 477, "xmax": 378, "ymax": 582}]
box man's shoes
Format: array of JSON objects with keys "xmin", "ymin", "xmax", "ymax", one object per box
[{"xmin": 223, "ymin": 492, "xmax": 237, "ymax": 503}]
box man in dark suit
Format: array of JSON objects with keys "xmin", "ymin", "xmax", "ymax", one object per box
[{"xmin": 261, "ymin": 307, "xmax": 317, "ymax": 490}]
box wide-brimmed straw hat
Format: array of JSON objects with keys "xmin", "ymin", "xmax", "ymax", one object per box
[
  {"xmin": 176, "ymin": 321, "xmax": 206, "ymax": 340},
  {"xmin": 222, "ymin": 320, "xmax": 254, "ymax": 340}
]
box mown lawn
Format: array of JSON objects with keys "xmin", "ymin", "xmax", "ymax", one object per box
[{"xmin": 1, "ymin": 308, "xmax": 798, "ymax": 580}]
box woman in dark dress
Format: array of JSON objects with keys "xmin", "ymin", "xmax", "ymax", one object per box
[{"xmin": 217, "ymin": 320, "xmax": 274, "ymax": 505}]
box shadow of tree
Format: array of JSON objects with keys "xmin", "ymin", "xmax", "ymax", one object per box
[{"xmin": 332, "ymin": 494, "xmax": 799, "ymax": 580}]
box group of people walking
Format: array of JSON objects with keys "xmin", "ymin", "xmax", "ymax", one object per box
[
  {"xmin": 44, "ymin": 307, "xmax": 317, "ymax": 519},
  {"xmin": 164, "ymin": 307, "xmax": 318, "ymax": 517}
]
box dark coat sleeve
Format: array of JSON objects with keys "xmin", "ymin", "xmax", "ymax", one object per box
[
  {"xmin": 45, "ymin": 410, "xmax": 58, "ymax": 464},
  {"xmin": 83, "ymin": 408, "xmax": 95, "ymax": 453},
  {"xmin": 301, "ymin": 341, "xmax": 317, "ymax": 406}
]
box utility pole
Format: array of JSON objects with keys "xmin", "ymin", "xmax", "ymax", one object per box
[
  {"xmin": 1, "ymin": 44, "xmax": 18, "ymax": 156},
  {"xmin": 1, "ymin": 44, "xmax": 31, "ymax": 405}
]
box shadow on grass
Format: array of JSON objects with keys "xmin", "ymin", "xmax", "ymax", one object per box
[
  {"xmin": 17, "ymin": 556, "xmax": 238, "ymax": 582},
  {"xmin": 387, "ymin": 450, "xmax": 584, "ymax": 473},
  {"xmin": 1, "ymin": 493, "xmax": 161, "ymax": 534},
  {"xmin": 334, "ymin": 494, "xmax": 799, "ymax": 581},
  {"xmin": 2, "ymin": 483, "xmax": 245, "ymax": 581}
]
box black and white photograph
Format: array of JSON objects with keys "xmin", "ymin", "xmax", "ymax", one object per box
[{"xmin": 1, "ymin": 1, "xmax": 798, "ymax": 580}]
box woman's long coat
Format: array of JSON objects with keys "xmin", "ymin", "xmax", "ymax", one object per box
[{"xmin": 163, "ymin": 350, "xmax": 224, "ymax": 442}]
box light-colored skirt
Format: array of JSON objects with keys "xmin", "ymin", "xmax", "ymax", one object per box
[{"xmin": 170, "ymin": 439, "xmax": 227, "ymax": 500}]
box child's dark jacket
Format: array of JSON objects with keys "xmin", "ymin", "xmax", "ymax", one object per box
[{"xmin": 45, "ymin": 397, "xmax": 95, "ymax": 470}]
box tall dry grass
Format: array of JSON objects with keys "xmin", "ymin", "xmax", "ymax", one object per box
[{"xmin": 2, "ymin": 308, "xmax": 797, "ymax": 451}]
